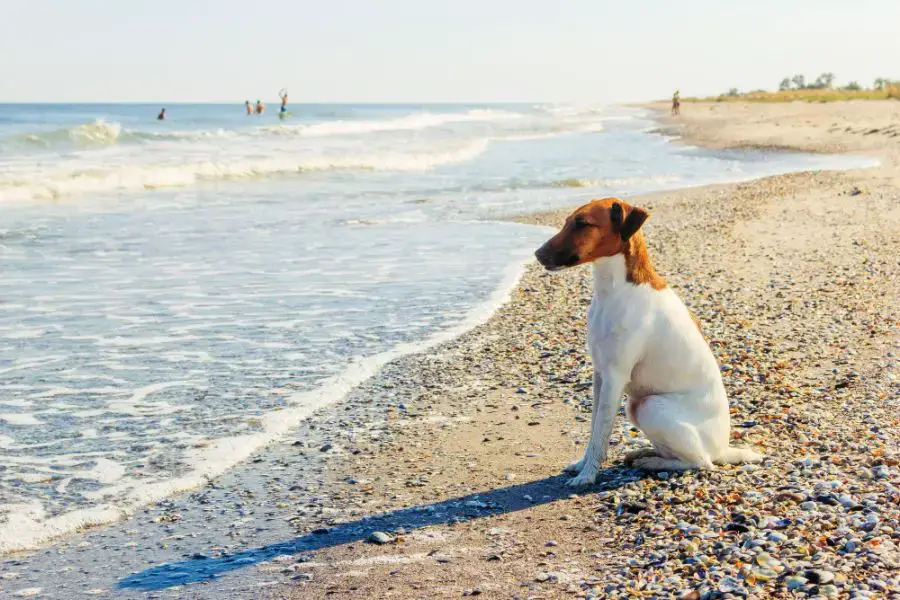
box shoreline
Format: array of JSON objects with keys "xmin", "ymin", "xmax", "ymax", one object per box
[{"xmin": 3, "ymin": 101, "xmax": 899, "ymax": 599}]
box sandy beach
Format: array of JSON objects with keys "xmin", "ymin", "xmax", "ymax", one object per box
[
  {"xmin": 2, "ymin": 101, "xmax": 898, "ymax": 600},
  {"xmin": 260, "ymin": 102, "xmax": 899, "ymax": 599}
]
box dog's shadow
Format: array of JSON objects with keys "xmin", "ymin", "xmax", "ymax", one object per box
[{"xmin": 119, "ymin": 467, "xmax": 650, "ymax": 591}]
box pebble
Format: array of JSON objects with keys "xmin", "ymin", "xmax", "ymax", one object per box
[
  {"xmin": 785, "ymin": 576, "xmax": 808, "ymax": 590},
  {"xmin": 805, "ymin": 569, "xmax": 835, "ymax": 584},
  {"xmin": 368, "ymin": 531, "xmax": 394, "ymax": 544}
]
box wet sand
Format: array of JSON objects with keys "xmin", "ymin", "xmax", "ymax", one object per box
[{"xmin": 3, "ymin": 102, "xmax": 898, "ymax": 599}]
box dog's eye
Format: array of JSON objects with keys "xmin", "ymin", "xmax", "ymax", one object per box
[{"xmin": 573, "ymin": 216, "xmax": 588, "ymax": 229}]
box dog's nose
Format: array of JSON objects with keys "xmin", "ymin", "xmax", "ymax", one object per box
[{"xmin": 534, "ymin": 244, "xmax": 552, "ymax": 268}]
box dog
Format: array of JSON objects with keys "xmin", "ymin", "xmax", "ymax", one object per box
[{"xmin": 535, "ymin": 198, "xmax": 762, "ymax": 486}]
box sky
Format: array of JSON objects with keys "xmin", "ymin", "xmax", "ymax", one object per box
[{"xmin": 1, "ymin": 0, "xmax": 898, "ymax": 103}]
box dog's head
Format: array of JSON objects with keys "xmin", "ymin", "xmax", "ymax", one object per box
[{"xmin": 534, "ymin": 198, "xmax": 650, "ymax": 271}]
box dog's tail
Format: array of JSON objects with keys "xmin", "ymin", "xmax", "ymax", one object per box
[{"xmin": 718, "ymin": 446, "xmax": 764, "ymax": 465}]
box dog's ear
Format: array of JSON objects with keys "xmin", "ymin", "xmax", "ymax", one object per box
[{"xmin": 611, "ymin": 202, "xmax": 649, "ymax": 241}]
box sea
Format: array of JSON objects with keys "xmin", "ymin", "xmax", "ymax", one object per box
[{"xmin": 0, "ymin": 102, "xmax": 875, "ymax": 553}]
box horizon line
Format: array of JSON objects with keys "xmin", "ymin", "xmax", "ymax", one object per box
[{"xmin": 0, "ymin": 100, "xmax": 637, "ymax": 106}]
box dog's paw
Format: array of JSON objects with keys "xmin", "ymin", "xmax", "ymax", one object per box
[
  {"xmin": 566, "ymin": 469, "xmax": 599, "ymax": 487},
  {"xmin": 563, "ymin": 456, "xmax": 586, "ymax": 474}
]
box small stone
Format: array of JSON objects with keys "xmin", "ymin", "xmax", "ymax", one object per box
[
  {"xmin": 546, "ymin": 540, "xmax": 558, "ymax": 547},
  {"xmin": 368, "ymin": 531, "xmax": 394, "ymax": 544},
  {"xmin": 718, "ymin": 576, "xmax": 745, "ymax": 594},
  {"xmin": 804, "ymin": 569, "xmax": 835, "ymax": 584},
  {"xmin": 725, "ymin": 522, "xmax": 750, "ymax": 533},
  {"xmin": 799, "ymin": 501, "xmax": 817, "ymax": 511},
  {"xmin": 766, "ymin": 531, "xmax": 788, "ymax": 543},
  {"xmin": 872, "ymin": 465, "xmax": 890, "ymax": 479},
  {"xmin": 755, "ymin": 552, "xmax": 782, "ymax": 570},
  {"xmin": 867, "ymin": 578, "xmax": 887, "ymax": 591},
  {"xmin": 819, "ymin": 584, "xmax": 839, "ymax": 598},
  {"xmin": 319, "ymin": 443, "xmax": 333, "ymax": 452},
  {"xmin": 784, "ymin": 575, "xmax": 808, "ymax": 590},
  {"xmin": 751, "ymin": 567, "xmax": 778, "ymax": 582}
]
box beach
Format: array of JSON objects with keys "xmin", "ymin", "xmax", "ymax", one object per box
[
  {"xmin": 256, "ymin": 102, "xmax": 899, "ymax": 599},
  {"xmin": 2, "ymin": 101, "xmax": 898, "ymax": 599}
]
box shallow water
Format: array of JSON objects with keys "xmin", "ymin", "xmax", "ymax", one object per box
[{"xmin": 0, "ymin": 102, "xmax": 876, "ymax": 552}]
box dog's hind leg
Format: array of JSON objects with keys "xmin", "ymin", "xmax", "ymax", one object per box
[
  {"xmin": 622, "ymin": 447, "xmax": 656, "ymax": 465},
  {"xmin": 632, "ymin": 456, "xmax": 701, "ymax": 471},
  {"xmin": 629, "ymin": 394, "xmax": 716, "ymax": 470},
  {"xmin": 716, "ymin": 446, "xmax": 764, "ymax": 465}
]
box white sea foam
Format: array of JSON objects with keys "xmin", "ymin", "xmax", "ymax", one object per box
[
  {"xmin": 259, "ymin": 108, "xmax": 523, "ymax": 137},
  {"xmin": 0, "ymin": 241, "xmax": 545, "ymax": 555},
  {"xmin": 0, "ymin": 139, "xmax": 492, "ymax": 203},
  {"xmin": 0, "ymin": 413, "xmax": 43, "ymax": 426}
]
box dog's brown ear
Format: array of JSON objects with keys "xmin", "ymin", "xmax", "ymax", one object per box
[{"xmin": 612, "ymin": 203, "xmax": 649, "ymax": 241}]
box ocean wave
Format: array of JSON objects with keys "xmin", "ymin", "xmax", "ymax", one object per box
[
  {"xmin": 550, "ymin": 175, "xmax": 683, "ymax": 189},
  {"xmin": 0, "ymin": 140, "xmax": 491, "ymax": 203},
  {"xmin": 12, "ymin": 120, "xmax": 242, "ymax": 148},
  {"xmin": 256, "ymin": 108, "xmax": 523, "ymax": 137},
  {"xmin": 7, "ymin": 109, "xmax": 523, "ymax": 150},
  {"xmin": 20, "ymin": 120, "xmax": 124, "ymax": 147}
]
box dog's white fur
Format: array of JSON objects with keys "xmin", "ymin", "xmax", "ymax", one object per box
[{"xmin": 536, "ymin": 199, "xmax": 762, "ymax": 486}]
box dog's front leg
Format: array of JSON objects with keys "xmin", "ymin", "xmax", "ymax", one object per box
[
  {"xmin": 564, "ymin": 369, "xmax": 603, "ymax": 475},
  {"xmin": 566, "ymin": 369, "xmax": 625, "ymax": 487}
]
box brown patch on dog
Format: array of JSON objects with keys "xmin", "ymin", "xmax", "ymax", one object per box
[
  {"xmin": 535, "ymin": 197, "xmax": 666, "ymax": 290},
  {"xmin": 623, "ymin": 233, "xmax": 666, "ymax": 290}
]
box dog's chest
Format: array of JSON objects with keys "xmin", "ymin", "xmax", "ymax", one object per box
[{"xmin": 586, "ymin": 295, "xmax": 644, "ymax": 361}]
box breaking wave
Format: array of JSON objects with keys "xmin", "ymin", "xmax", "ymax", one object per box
[
  {"xmin": 0, "ymin": 140, "xmax": 491, "ymax": 203},
  {"xmin": 8, "ymin": 109, "xmax": 525, "ymax": 149},
  {"xmin": 258, "ymin": 108, "xmax": 523, "ymax": 137}
]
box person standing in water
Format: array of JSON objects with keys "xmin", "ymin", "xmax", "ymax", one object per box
[
  {"xmin": 245, "ymin": 100, "xmax": 253, "ymax": 115},
  {"xmin": 255, "ymin": 100, "xmax": 265, "ymax": 115},
  {"xmin": 157, "ymin": 108, "xmax": 166, "ymax": 120},
  {"xmin": 278, "ymin": 89, "xmax": 288, "ymax": 119}
]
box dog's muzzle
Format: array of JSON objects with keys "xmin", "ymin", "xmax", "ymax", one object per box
[{"xmin": 535, "ymin": 243, "xmax": 576, "ymax": 271}]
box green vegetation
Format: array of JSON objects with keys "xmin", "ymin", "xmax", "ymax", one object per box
[{"xmin": 682, "ymin": 74, "xmax": 900, "ymax": 103}]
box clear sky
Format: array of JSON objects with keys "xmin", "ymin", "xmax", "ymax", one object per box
[{"xmin": 2, "ymin": 0, "xmax": 898, "ymax": 103}]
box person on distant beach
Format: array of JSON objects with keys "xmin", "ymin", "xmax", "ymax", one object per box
[
  {"xmin": 671, "ymin": 90, "xmax": 681, "ymax": 117},
  {"xmin": 157, "ymin": 108, "xmax": 166, "ymax": 121},
  {"xmin": 255, "ymin": 100, "xmax": 265, "ymax": 115},
  {"xmin": 278, "ymin": 89, "xmax": 288, "ymax": 119},
  {"xmin": 245, "ymin": 100, "xmax": 253, "ymax": 115}
]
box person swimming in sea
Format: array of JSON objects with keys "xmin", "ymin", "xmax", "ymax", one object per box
[
  {"xmin": 255, "ymin": 100, "xmax": 265, "ymax": 115},
  {"xmin": 157, "ymin": 108, "xmax": 166, "ymax": 120},
  {"xmin": 245, "ymin": 100, "xmax": 253, "ymax": 116},
  {"xmin": 278, "ymin": 89, "xmax": 288, "ymax": 119}
]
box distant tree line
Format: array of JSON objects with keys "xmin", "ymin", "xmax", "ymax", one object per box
[{"xmin": 777, "ymin": 74, "xmax": 897, "ymax": 92}]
